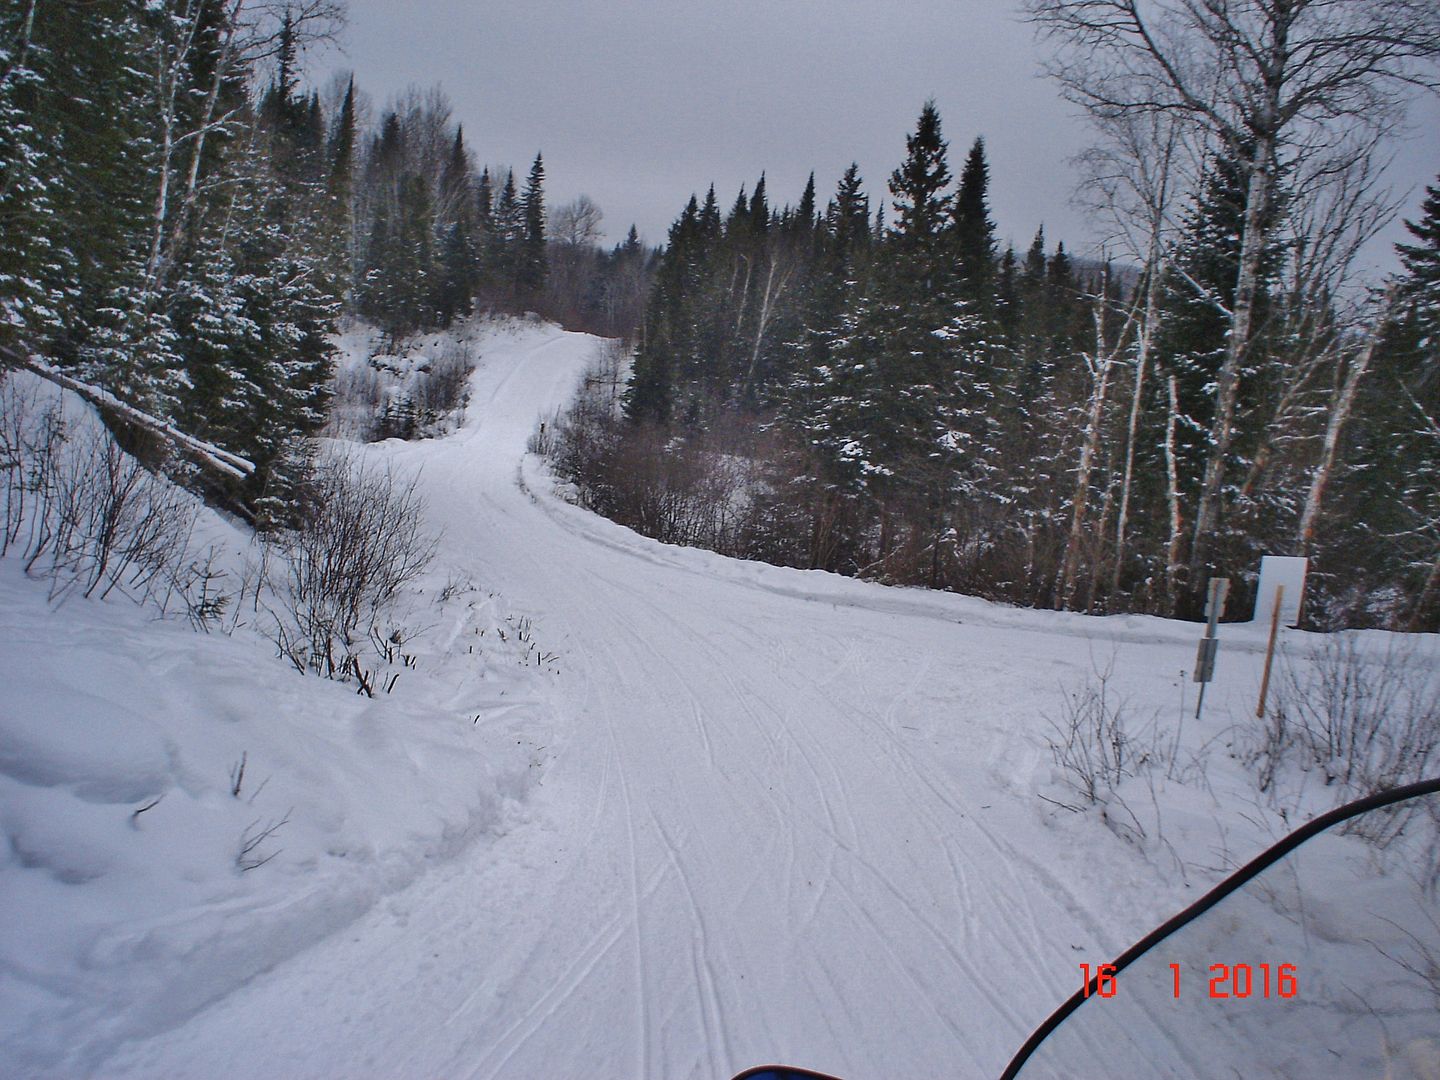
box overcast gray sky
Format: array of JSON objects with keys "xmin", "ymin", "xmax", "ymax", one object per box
[{"xmin": 326, "ymin": 0, "xmax": 1439, "ymax": 274}]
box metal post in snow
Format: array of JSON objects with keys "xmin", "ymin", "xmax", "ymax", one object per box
[{"xmin": 1194, "ymin": 576, "xmax": 1230, "ymax": 719}]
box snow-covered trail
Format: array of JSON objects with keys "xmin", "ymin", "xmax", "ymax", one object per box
[{"xmin": 105, "ymin": 326, "xmax": 1217, "ymax": 1079}]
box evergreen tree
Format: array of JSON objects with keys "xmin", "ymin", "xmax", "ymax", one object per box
[
  {"xmin": 0, "ymin": 0, "xmax": 69, "ymax": 346},
  {"xmin": 325, "ymin": 76, "xmax": 358, "ymax": 300},
  {"xmin": 328, "ymin": 77, "xmax": 357, "ymax": 199},
  {"xmin": 1341, "ymin": 178, "xmax": 1440, "ymax": 628},
  {"xmin": 626, "ymin": 195, "xmax": 710, "ymax": 424},
  {"xmin": 435, "ymin": 127, "xmax": 477, "ymax": 322},
  {"xmin": 477, "ymin": 167, "xmax": 494, "ymax": 223},
  {"xmin": 518, "ymin": 152, "xmax": 548, "ymax": 293},
  {"xmin": 1151, "ymin": 146, "xmax": 1287, "ymax": 582},
  {"xmin": 488, "ymin": 168, "xmax": 524, "ymax": 293},
  {"xmin": 817, "ymin": 101, "xmax": 982, "ymax": 540},
  {"xmin": 748, "ymin": 173, "xmax": 770, "ymax": 236},
  {"xmin": 953, "ymin": 137, "xmax": 997, "ymax": 318},
  {"xmin": 794, "ymin": 172, "xmax": 818, "ymax": 235},
  {"xmin": 0, "ymin": 0, "xmax": 155, "ymax": 370},
  {"xmin": 1396, "ymin": 180, "xmax": 1440, "ymax": 347},
  {"xmin": 888, "ymin": 101, "xmax": 952, "ymax": 254},
  {"xmin": 996, "ymin": 245, "xmax": 1020, "ymax": 348},
  {"xmin": 789, "ymin": 164, "xmax": 873, "ymax": 460}
]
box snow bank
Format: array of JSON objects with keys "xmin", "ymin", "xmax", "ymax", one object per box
[
  {"xmin": 0, "ymin": 361, "xmax": 560, "ymax": 1074},
  {"xmin": 7, "ymin": 319, "xmax": 1438, "ymax": 1079}
]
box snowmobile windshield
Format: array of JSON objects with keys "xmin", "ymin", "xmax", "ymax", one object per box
[{"xmin": 1005, "ymin": 781, "xmax": 1440, "ymax": 1079}]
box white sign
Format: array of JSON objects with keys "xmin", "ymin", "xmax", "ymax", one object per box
[{"xmin": 1253, "ymin": 556, "xmax": 1308, "ymax": 628}]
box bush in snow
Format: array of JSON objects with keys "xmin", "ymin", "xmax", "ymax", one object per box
[
  {"xmin": 1, "ymin": 375, "xmax": 195, "ymax": 604},
  {"xmin": 328, "ymin": 328, "xmax": 476, "ymax": 443},
  {"xmin": 1046, "ymin": 659, "xmax": 1149, "ymax": 806},
  {"xmin": 262, "ymin": 451, "xmax": 437, "ymax": 679},
  {"xmin": 538, "ymin": 346, "xmax": 822, "ymax": 565},
  {"xmin": 1250, "ymin": 635, "xmax": 1440, "ymax": 851}
]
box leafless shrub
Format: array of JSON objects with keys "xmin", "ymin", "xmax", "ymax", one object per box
[
  {"xmin": 413, "ymin": 340, "xmax": 472, "ymax": 419},
  {"xmin": 326, "ymin": 365, "xmax": 384, "ymax": 440},
  {"xmin": 330, "ymin": 339, "xmax": 474, "ymax": 443},
  {"xmin": 262, "ymin": 452, "xmax": 437, "ymax": 679},
  {"xmin": 0, "ymin": 375, "xmax": 41, "ymax": 556},
  {"xmin": 1, "ymin": 383, "xmax": 195, "ymax": 605},
  {"xmin": 436, "ymin": 573, "xmax": 473, "ymax": 604},
  {"xmin": 539, "ymin": 356, "xmax": 820, "ymax": 566},
  {"xmin": 1046, "ymin": 660, "xmax": 1141, "ymax": 806},
  {"xmin": 1252, "ymin": 636, "xmax": 1440, "ymax": 848}
]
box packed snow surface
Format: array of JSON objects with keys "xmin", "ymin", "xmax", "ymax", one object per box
[{"xmin": 3, "ymin": 320, "xmax": 1436, "ymax": 1078}]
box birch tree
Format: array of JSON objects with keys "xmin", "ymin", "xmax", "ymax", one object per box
[
  {"xmin": 1074, "ymin": 109, "xmax": 1183, "ymax": 604},
  {"xmin": 1028, "ymin": 0, "xmax": 1440, "ymax": 609}
]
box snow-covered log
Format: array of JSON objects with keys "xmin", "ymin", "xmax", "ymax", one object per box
[{"xmin": 0, "ymin": 343, "xmax": 255, "ymax": 480}]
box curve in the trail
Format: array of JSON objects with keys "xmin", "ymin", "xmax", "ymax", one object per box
[{"xmin": 103, "ymin": 324, "xmax": 1165, "ymax": 1080}]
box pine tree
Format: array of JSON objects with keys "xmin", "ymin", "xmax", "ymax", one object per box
[
  {"xmin": 788, "ymin": 164, "xmax": 872, "ymax": 462},
  {"xmin": 809, "ymin": 101, "xmax": 983, "ymax": 562},
  {"xmin": 477, "ymin": 167, "xmax": 494, "ymax": 224},
  {"xmin": 1, "ymin": 0, "xmax": 155, "ymax": 369},
  {"xmin": 328, "ymin": 77, "xmax": 357, "ymax": 199},
  {"xmin": 325, "ymin": 76, "xmax": 358, "ymax": 300},
  {"xmin": 626, "ymin": 195, "xmax": 709, "ymax": 424},
  {"xmin": 953, "ymin": 137, "xmax": 997, "ymax": 318},
  {"xmin": 996, "ymin": 245, "xmax": 1020, "ymax": 348},
  {"xmin": 1396, "ymin": 180, "xmax": 1440, "ymax": 347},
  {"xmin": 0, "ymin": 0, "xmax": 65, "ymax": 346},
  {"xmin": 488, "ymin": 168, "xmax": 524, "ymax": 295},
  {"xmin": 889, "ymin": 101, "xmax": 952, "ymax": 254},
  {"xmin": 794, "ymin": 172, "xmax": 818, "ymax": 235},
  {"xmin": 748, "ymin": 173, "xmax": 770, "ymax": 236},
  {"xmin": 435, "ymin": 127, "xmax": 477, "ymax": 323},
  {"xmin": 518, "ymin": 152, "xmax": 548, "ymax": 294}
]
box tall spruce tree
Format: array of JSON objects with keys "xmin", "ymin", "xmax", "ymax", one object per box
[
  {"xmin": 954, "ymin": 137, "xmax": 997, "ymax": 321},
  {"xmin": 789, "ymin": 164, "xmax": 873, "ymax": 477},
  {"xmin": 325, "ymin": 76, "xmax": 358, "ymax": 300},
  {"xmin": 820, "ymin": 101, "xmax": 980, "ymax": 543},
  {"xmin": 518, "ymin": 152, "xmax": 548, "ymax": 294},
  {"xmin": 435, "ymin": 127, "xmax": 478, "ymax": 323},
  {"xmin": 1, "ymin": 1, "xmax": 156, "ymax": 372}
]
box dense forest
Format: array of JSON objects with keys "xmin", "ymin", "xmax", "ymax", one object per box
[
  {"xmin": 0, "ymin": 0, "xmax": 651, "ymax": 521},
  {"xmin": 548, "ymin": 26, "xmax": 1440, "ymax": 631},
  {"xmin": 2, "ymin": 0, "xmax": 1438, "ymax": 630}
]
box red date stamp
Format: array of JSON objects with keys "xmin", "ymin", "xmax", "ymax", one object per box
[{"xmin": 1080, "ymin": 962, "xmax": 1298, "ymax": 999}]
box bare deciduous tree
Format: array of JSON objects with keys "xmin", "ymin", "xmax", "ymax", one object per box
[{"xmin": 550, "ymin": 196, "xmax": 605, "ymax": 249}]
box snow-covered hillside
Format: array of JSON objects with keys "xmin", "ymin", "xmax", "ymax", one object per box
[{"xmin": 3, "ymin": 320, "xmax": 1437, "ymax": 1079}]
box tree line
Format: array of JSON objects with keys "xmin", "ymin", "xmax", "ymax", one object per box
[
  {"xmin": 556, "ymin": 27, "xmax": 1440, "ymax": 631},
  {"xmin": 4, "ymin": 1, "xmax": 1437, "ymax": 629}
]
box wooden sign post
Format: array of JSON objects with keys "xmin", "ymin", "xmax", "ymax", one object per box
[{"xmin": 1256, "ymin": 584, "xmax": 1285, "ymax": 719}]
